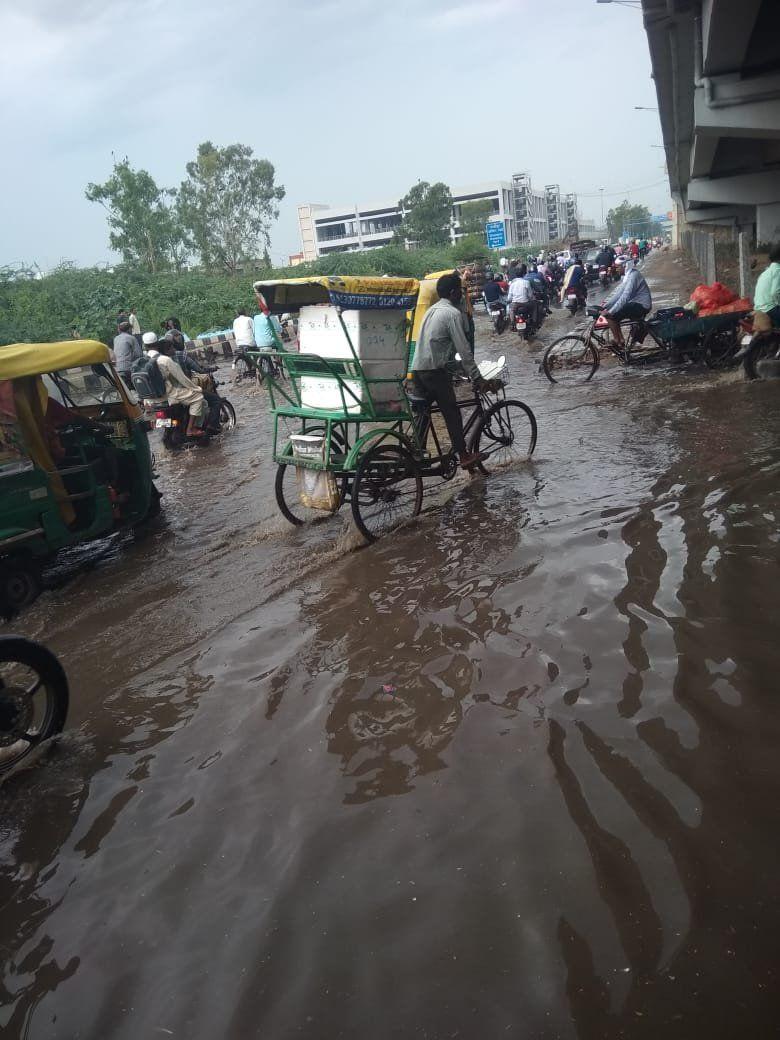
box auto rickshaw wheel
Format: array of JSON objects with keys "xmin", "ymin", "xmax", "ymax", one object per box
[
  {"xmin": 0, "ymin": 637, "xmax": 69, "ymax": 775},
  {"xmin": 0, "ymin": 558, "xmax": 42, "ymax": 617}
]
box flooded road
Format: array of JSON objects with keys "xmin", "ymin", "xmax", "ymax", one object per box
[{"xmin": 2, "ymin": 261, "xmax": 780, "ymax": 1038}]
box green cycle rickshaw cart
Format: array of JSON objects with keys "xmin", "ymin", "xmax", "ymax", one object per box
[{"xmin": 252, "ymin": 275, "xmax": 537, "ymax": 543}]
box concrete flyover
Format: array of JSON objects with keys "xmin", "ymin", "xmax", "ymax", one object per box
[{"xmin": 642, "ymin": 0, "xmax": 780, "ymax": 243}]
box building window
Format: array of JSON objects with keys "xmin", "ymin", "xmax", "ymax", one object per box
[{"xmin": 360, "ymin": 215, "xmax": 401, "ymax": 236}]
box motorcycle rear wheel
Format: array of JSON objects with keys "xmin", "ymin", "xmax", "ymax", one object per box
[
  {"xmin": 743, "ymin": 333, "xmax": 780, "ymax": 380},
  {"xmin": 219, "ymin": 399, "xmax": 237, "ymax": 430}
]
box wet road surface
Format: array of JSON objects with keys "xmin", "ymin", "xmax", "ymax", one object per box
[{"xmin": 2, "ymin": 257, "xmax": 780, "ymax": 1038}]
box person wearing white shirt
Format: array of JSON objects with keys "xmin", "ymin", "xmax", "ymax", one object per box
[
  {"xmin": 506, "ymin": 267, "xmax": 539, "ymax": 327},
  {"xmin": 232, "ymin": 309, "xmax": 256, "ymax": 349}
]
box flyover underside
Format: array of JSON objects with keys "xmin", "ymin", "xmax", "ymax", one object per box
[{"xmin": 643, "ymin": 0, "xmax": 780, "ymax": 241}]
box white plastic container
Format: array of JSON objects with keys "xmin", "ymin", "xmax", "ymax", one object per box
[{"xmin": 298, "ymin": 305, "xmax": 408, "ymax": 363}]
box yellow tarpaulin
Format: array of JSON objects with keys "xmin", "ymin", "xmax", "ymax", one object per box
[
  {"xmin": 410, "ymin": 269, "xmax": 469, "ymax": 344},
  {"xmin": 253, "ymin": 276, "xmax": 419, "ymax": 311},
  {"xmin": 0, "ymin": 341, "xmax": 110, "ymax": 381}
]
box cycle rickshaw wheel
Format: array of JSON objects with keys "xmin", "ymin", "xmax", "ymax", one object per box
[
  {"xmin": 542, "ymin": 335, "xmax": 599, "ymax": 384},
  {"xmin": 351, "ymin": 443, "xmax": 422, "ymax": 544},
  {"xmin": 275, "ymin": 427, "xmax": 349, "ymax": 526},
  {"xmin": 471, "ymin": 400, "xmax": 537, "ymax": 467}
]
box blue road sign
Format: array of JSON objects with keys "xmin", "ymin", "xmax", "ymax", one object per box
[{"xmin": 485, "ymin": 221, "xmax": 506, "ymax": 249}]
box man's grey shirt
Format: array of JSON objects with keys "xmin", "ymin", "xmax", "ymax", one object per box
[
  {"xmin": 113, "ymin": 331, "xmax": 142, "ymax": 372},
  {"xmin": 411, "ymin": 298, "xmax": 479, "ymax": 381}
]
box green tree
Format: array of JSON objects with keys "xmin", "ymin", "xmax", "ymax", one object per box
[
  {"xmin": 86, "ymin": 158, "xmax": 186, "ymax": 273},
  {"xmin": 452, "ymin": 235, "xmax": 490, "ymax": 264},
  {"xmin": 177, "ymin": 142, "xmax": 285, "ymax": 275},
  {"xmin": 395, "ymin": 181, "xmax": 453, "ymax": 248},
  {"xmin": 458, "ymin": 199, "xmax": 494, "ymax": 236},
  {"xmin": 606, "ymin": 199, "xmax": 659, "ymax": 241}
]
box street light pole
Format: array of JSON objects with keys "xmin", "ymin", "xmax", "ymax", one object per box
[{"xmin": 599, "ymin": 188, "xmax": 604, "ymax": 229}]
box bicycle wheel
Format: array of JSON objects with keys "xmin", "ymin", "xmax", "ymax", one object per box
[
  {"xmin": 219, "ymin": 399, "xmax": 237, "ymax": 430},
  {"xmin": 542, "ymin": 335, "xmax": 599, "ymax": 384},
  {"xmin": 471, "ymin": 399, "xmax": 537, "ymax": 467},
  {"xmin": 232, "ymin": 354, "xmax": 253, "ymax": 384},
  {"xmin": 0, "ymin": 637, "xmax": 69, "ymax": 775},
  {"xmin": 351, "ymin": 443, "xmax": 422, "ymax": 544}
]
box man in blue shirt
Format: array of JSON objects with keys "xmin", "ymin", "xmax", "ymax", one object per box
[{"xmin": 253, "ymin": 311, "xmax": 283, "ymax": 349}]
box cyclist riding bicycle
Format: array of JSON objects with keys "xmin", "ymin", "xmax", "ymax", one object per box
[{"xmin": 600, "ymin": 260, "xmax": 652, "ymax": 347}]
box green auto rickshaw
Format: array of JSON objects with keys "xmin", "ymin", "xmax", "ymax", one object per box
[{"xmin": 0, "ymin": 340, "xmax": 160, "ymax": 614}]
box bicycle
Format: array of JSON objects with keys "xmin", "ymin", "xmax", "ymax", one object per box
[
  {"xmin": 541, "ymin": 306, "xmax": 670, "ymax": 384},
  {"xmin": 232, "ymin": 348, "xmax": 286, "ymax": 386}
]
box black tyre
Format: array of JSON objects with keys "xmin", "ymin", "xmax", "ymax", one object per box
[
  {"xmin": 143, "ymin": 484, "xmax": 163, "ymax": 521},
  {"xmin": 542, "ymin": 335, "xmax": 599, "ymax": 384},
  {"xmin": 0, "ymin": 637, "xmax": 68, "ymax": 775},
  {"xmin": 351, "ymin": 443, "xmax": 422, "ymax": 544},
  {"xmin": 0, "ymin": 558, "xmax": 41, "ymax": 617},
  {"xmin": 219, "ymin": 398, "xmax": 237, "ymax": 430},
  {"xmin": 743, "ymin": 333, "xmax": 780, "ymax": 380},
  {"xmin": 703, "ymin": 326, "xmax": 740, "ymax": 369},
  {"xmin": 233, "ymin": 355, "xmax": 253, "ymax": 384},
  {"xmin": 470, "ymin": 399, "xmax": 537, "ymax": 467},
  {"xmin": 275, "ymin": 427, "xmax": 348, "ymax": 526}
]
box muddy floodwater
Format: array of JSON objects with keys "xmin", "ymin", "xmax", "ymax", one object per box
[{"xmin": 2, "ymin": 263, "xmax": 780, "ymax": 1038}]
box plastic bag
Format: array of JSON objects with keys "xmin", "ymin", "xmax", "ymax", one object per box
[
  {"xmin": 706, "ymin": 298, "xmax": 752, "ymax": 316},
  {"xmin": 690, "ymin": 282, "xmax": 737, "ymax": 315}
]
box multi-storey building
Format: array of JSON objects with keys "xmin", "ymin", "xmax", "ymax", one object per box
[{"xmin": 297, "ymin": 176, "xmax": 590, "ymax": 260}]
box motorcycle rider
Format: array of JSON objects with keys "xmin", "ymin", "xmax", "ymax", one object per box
[
  {"xmin": 154, "ymin": 338, "xmax": 210, "ymax": 439},
  {"xmin": 560, "ymin": 258, "xmax": 587, "ymax": 309},
  {"xmin": 600, "ymin": 259, "xmax": 652, "ymax": 347},
  {"xmin": 506, "ymin": 265, "xmax": 539, "ymax": 329},
  {"xmin": 168, "ymin": 330, "xmax": 222, "ymax": 434},
  {"xmin": 526, "ymin": 264, "xmax": 550, "ymax": 315},
  {"xmin": 484, "ymin": 272, "xmax": 507, "ymax": 307}
]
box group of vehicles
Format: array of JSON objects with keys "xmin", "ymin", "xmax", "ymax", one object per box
[
  {"xmin": 1, "ymin": 254, "xmax": 776, "ymax": 778},
  {"xmin": 541, "ymin": 303, "xmax": 778, "ymax": 384}
]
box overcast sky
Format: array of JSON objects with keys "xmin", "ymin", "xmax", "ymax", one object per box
[{"xmin": 0, "ymin": 0, "xmax": 670, "ymax": 270}]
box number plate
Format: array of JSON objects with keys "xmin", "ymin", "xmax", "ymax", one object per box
[
  {"xmin": 567, "ymin": 294, "xmax": 577, "ymax": 301},
  {"xmin": 740, "ymin": 334, "xmax": 754, "ymax": 346},
  {"xmin": 155, "ymin": 418, "xmax": 173, "ymax": 428}
]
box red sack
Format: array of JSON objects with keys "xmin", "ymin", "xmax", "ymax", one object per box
[
  {"xmin": 706, "ymin": 298, "xmax": 752, "ymax": 316},
  {"xmin": 690, "ymin": 282, "xmax": 738, "ymax": 315}
]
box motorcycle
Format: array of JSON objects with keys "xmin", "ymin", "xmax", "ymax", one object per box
[
  {"xmin": 564, "ymin": 288, "xmax": 586, "ymax": 317},
  {"xmin": 487, "ymin": 300, "xmax": 507, "ymax": 334},
  {"xmin": 599, "ymin": 265, "xmax": 610, "ymax": 288},
  {"xmin": 513, "ymin": 305, "xmax": 540, "ymax": 341},
  {"xmin": 0, "ymin": 637, "xmax": 68, "ymax": 776},
  {"xmin": 155, "ymin": 372, "xmax": 237, "ymax": 450}
]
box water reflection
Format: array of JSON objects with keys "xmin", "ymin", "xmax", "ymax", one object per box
[{"xmin": 314, "ymin": 485, "xmax": 531, "ymax": 802}]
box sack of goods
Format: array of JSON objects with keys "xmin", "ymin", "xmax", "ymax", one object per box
[{"xmin": 131, "ymin": 355, "xmax": 166, "ymax": 400}]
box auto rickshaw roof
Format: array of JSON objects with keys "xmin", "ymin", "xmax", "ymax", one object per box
[
  {"xmin": 253, "ymin": 276, "xmax": 419, "ymax": 313},
  {"xmin": 0, "ymin": 340, "xmax": 111, "ymax": 380}
]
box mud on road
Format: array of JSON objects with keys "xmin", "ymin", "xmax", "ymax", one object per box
[{"xmin": 2, "ymin": 254, "xmax": 779, "ymax": 1039}]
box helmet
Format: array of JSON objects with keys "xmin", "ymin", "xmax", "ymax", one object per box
[{"xmin": 142, "ymin": 331, "xmax": 158, "ymax": 346}]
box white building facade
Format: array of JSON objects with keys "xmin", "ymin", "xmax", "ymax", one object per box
[{"xmin": 297, "ymin": 177, "xmax": 591, "ymax": 260}]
